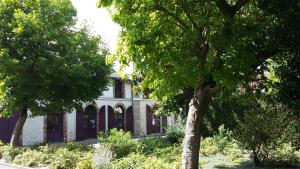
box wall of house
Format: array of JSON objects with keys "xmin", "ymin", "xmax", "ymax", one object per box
[
  {"xmin": 22, "ymin": 115, "xmax": 44, "ymax": 146},
  {"xmin": 124, "ymin": 82, "xmax": 132, "ymax": 99},
  {"xmin": 101, "ymin": 82, "xmax": 114, "ymax": 98}
]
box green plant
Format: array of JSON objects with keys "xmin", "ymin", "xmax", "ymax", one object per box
[
  {"xmin": 110, "ymin": 153, "xmax": 178, "ymax": 169},
  {"xmin": 200, "ymin": 137, "xmax": 219, "ymax": 156},
  {"xmin": 166, "ymin": 117, "xmax": 185, "ymax": 144},
  {"xmin": 234, "ymin": 100, "xmax": 299, "ymax": 166},
  {"xmin": 98, "ymin": 129, "xmax": 138, "ymax": 158},
  {"xmin": 13, "ymin": 149, "xmax": 50, "ymax": 167}
]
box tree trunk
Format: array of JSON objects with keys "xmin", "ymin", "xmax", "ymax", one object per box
[
  {"xmin": 181, "ymin": 84, "xmax": 215, "ymax": 169},
  {"xmin": 10, "ymin": 106, "xmax": 28, "ymax": 147}
]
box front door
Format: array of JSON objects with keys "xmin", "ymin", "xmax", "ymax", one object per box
[{"xmin": 47, "ymin": 114, "xmax": 64, "ymax": 143}]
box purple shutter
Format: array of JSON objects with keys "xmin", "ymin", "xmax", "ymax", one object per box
[
  {"xmin": 126, "ymin": 106, "xmax": 134, "ymax": 133},
  {"xmin": 76, "ymin": 110, "xmax": 85, "ymax": 141},
  {"xmin": 99, "ymin": 106, "xmax": 106, "ymax": 132}
]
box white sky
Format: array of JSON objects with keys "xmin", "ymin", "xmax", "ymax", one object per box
[{"xmin": 71, "ymin": 0, "xmax": 120, "ymax": 52}]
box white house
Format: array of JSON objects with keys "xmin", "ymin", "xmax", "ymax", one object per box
[{"xmin": 0, "ymin": 75, "xmax": 175, "ymax": 145}]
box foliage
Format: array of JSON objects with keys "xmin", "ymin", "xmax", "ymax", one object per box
[
  {"xmin": 234, "ymin": 99, "xmax": 299, "ymax": 166},
  {"xmin": 0, "ymin": 0, "xmax": 111, "ymax": 117},
  {"xmin": 200, "ymin": 125, "xmax": 244, "ymax": 162},
  {"xmin": 98, "ymin": 129, "xmax": 138, "ymax": 158},
  {"xmin": 165, "ymin": 117, "xmax": 186, "ymax": 143},
  {"xmin": 136, "ymin": 137, "xmax": 173, "ymax": 155},
  {"xmin": 13, "ymin": 149, "xmax": 50, "ymax": 167},
  {"xmin": 0, "ymin": 143, "xmax": 26, "ymax": 162},
  {"xmin": 109, "ymin": 153, "xmax": 180, "ymax": 169},
  {"xmin": 92, "ymin": 144, "xmax": 115, "ymax": 169},
  {"xmin": 0, "ymin": 142, "xmax": 93, "ymax": 168},
  {"xmin": 98, "ymin": 0, "xmax": 300, "ymax": 167}
]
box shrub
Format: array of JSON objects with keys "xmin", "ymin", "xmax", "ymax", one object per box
[
  {"xmin": 137, "ymin": 137, "xmax": 171, "ymax": 155},
  {"xmin": 200, "ymin": 137, "xmax": 218, "ymax": 156},
  {"xmin": 98, "ymin": 128, "xmax": 138, "ymax": 158},
  {"xmin": 110, "ymin": 153, "xmax": 178, "ymax": 169},
  {"xmin": 234, "ymin": 100, "xmax": 299, "ymax": 166},
  {"xmin": 0, "ymin": 144, "xmax": 26, "ymax": 162},
  {"xmin": 92, "ymin": 144, "xmax": 115, "ymax": 169},
  {"xmin": 13, "ymin": 149, "xmax": 50, "ymax": 167},
  {"xmin": 165, "ymin": 117, "xmax": 185, "ymax": 144}
]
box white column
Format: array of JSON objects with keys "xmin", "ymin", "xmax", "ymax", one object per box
[
  {"xmin": 160, "ymin": 116, "xmax": 163, "ymax": 134},
  {"xmin": 105, "ymin": 105, "xmax": 108, "ymax": 137}
]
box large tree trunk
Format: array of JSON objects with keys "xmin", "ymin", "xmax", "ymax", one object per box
[
  {"xmin": 181, "ymin": 84, "xmax": 215, "ymax": 169},
  {"xmin": 10, "ymin": 106, "xmax": 28, "ymax": 147}
]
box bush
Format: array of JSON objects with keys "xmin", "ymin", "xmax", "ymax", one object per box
[
  {"xmin": 13, "ymin": 149, "xmax": 50, "ymax": 167},
  {"xmin": 50, "ymin": 147, "xmax": 89, "ymax": 169},
  {"xmin": 92, "ymin": 144, "xmax": 115, "ymax": 169},
  {"xmin": 165, "ymin": 117, "xmax": 185, "ymax": 144},
  {"xmin": 110, "ymin": 153, "xmax": 179, "ymax": 169},
  {"xmin": 234, "ymin": 100, "xmax": 299, "ymax": 166},
  {"xmin": 0, "ymin": 144, "xmax": 26, "ymax": 163},
  {"xmin": 200, "ymin": 125, "xmax": 244, "ymax": 161},
  {"xmin": 137, "ymin": 137, "xmax": 172, "ymax": 155},
  {"xmin": 98, "ymin": 128, "xmax": 138, "ymax": 158}
]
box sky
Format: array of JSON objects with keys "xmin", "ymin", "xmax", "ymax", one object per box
[{"xmin": 71, "ymin": 0, "xmax": 120, "ymax": 52}]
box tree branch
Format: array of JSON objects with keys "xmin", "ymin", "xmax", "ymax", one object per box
[
  {"xmin": 215, "ymin": 0, "xmax": 250, "ymax": 17},
  {"xmin": 182, "ymin": 0, "xmax": 199, "ymax": 30},
  {"xmin": 154, "ymin": 3, "xmax": 188, "ymax": 31}
]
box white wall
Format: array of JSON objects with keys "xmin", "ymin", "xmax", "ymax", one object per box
[
  {"xmin": 67, "ymin": 110, "xmax": 76, "ymax": 141},
  {"xmin": 125, "ymin": 82, "xmax": 132, "ymax": 99},
  {"xmin": 22, "ymin": 115, "xmax": 44, "ymax": 146},
  {"xmin": 101, "ymin": 84, "xmax": 114, "ymax": 98}
]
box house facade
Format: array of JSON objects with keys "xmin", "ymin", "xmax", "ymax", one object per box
[{"xmin": 0, "ymin": 76, "xmax": 175, "ymax": 145}]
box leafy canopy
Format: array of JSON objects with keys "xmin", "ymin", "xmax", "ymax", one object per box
[
  {"xmin": 98, "ymin": 0, "xmax": 280, "ymax": 103},
  {"xmin": 0, "ymin": 0, "xmax": 111, "ymax": 116}
]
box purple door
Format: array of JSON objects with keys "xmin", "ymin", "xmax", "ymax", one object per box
[
  {"xmin": 84, "ymin": 106, "xmax": 97, "ymax": 139},
  {"xmin": 146, "ymin": 105, "xmax": 160, "ymax": 134},
  {"xmin": 126, "ymin": 106, "xmax": 134, "ymax": 133},
  {"xmin": 0, "ymin": 113, "xmax": 19, "ymax": 143},
  {"xmin": 47, "ymin": 114, "xmax": 64, "ymax": 143},
  {"xmin": 76, "ymin": 110, "xmax": 85, "ymax": 141},
  {"xmin": 98, "ymin": 106, "xmax": 105, "ymax": 132}
]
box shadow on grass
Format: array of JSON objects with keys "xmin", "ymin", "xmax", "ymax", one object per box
[{"xmin": 214, "ymin": 160, "xmax": 300, "ymax": 169}]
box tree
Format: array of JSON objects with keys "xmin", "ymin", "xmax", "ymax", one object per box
[
  {"xmin": 98, "ymin": 0, "xmax": 298, "ymax": 168},
  {"xmin": 0, "ymin": 0, "xmax": 111, "ymax": 146}
]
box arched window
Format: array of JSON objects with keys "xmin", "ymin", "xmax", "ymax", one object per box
[
  {"xmin": 113, "ymin": 106, "xmax": 124, "ymax": 129},
  {"xmin": 84, "ymin": 105, "xmax": 97, "ymax": 129}
]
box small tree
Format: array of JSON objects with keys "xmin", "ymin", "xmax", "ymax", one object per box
[{"xmin": 0, "ymin": 0, "xmax": 111, "ymax": 146}]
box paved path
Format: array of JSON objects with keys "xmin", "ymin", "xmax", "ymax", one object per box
[{"xmin": 0, "ymin": 162, "xmax": 36, "ymax": 169}]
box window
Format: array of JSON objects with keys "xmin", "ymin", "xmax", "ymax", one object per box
[
  {"xmin": 114, "ymin": 79, "xmax": 124, "ymax": 98},
  {"xmin": 114, "ymin": 106, "xmax": 124, "ymax": 129}
]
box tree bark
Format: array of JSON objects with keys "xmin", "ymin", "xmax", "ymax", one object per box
[
  {"xmin": 181, "ymin": 84, "xmax": 215, "ymax": 169},
  {"xmin": 10, "ymin": 106, "xmax": 28, "ymax": 147}
]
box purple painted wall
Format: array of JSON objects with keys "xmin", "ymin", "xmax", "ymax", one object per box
[{"xmin": 0, "ymin": 113, "xmax": 19, "ymax": 143}]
